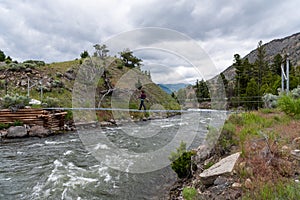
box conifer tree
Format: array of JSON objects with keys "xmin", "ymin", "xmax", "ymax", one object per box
[{"xmin": 245, "ymin": 78, "xmax": 259, "ymax": 109}]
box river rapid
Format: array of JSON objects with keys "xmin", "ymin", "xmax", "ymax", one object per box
[{"xmin": 0, "ymin": 112, "xmax": 224, "ymax": 200}]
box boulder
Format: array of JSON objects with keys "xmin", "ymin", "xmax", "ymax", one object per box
[
  {"xmin": 7, "ymin": 126, "xmax": 28, "ymax": 138},
  {"xmin": 200, "ymin": 152, "xmax": 241, "ymax": 185},
  {"xmin": 29, "ymin": 125, "xmax": 52, "ymax": 138},
  {"xmin": 64, "ymin": 68, "xmax": 76, "ymax": 80}
]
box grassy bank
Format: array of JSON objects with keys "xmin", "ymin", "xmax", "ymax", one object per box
[
  {"xmin": 230, "ymin": 109, "xmax": 300, "ymax": 199},
  {"xmin": 170, "ymin": 108, "xmax": 300, "ymax": 199}
]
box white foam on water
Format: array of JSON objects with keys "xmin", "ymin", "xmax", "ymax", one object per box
[
  {"xmin": 0, "ymin": 177, "xmax": 11, "ymax": 181},
  {"xmin": 47, "ymin": 160, "xmax": 64, "ymax": 182},
  {"xmin": 160, "ymin": 124, "xmax": 175, "ymax": 128},
  {"xmin": 28, "ymin": 143, "xmax": 44, "ymax": 148},
  {"xmin": 45, "ymin": 140, "xmax": 66, "ymax": 145},
  {"xmin": 31, "ymin": 182, "xmax": 43, "ymax": 198},
  {"xmin": 178, "ymin": 122, "xmax": 189, "ymax": 126},
  {"xmin": 63, "ymin": 150, "xmax": 73, "ymax": 156},
  {"xmin": 63, "ymin": 175, "xmax": 98, "ymax": 188},
  {"xmin": 94, "ymin": 143, "xmax": 110, "ymax": 150}
]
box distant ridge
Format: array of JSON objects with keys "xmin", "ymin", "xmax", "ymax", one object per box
[{"xmin": 158, "ymin": 83, "xmax": 190, "ymax": 94}]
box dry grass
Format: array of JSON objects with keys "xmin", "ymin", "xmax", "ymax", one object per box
[{"xmin": 230, "ymin": 110, "xmax": 300, "ymax": 198}]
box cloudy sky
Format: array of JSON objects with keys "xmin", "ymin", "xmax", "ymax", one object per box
[{"xmin": 1, "ymin": 0, "xmax": 300, "ymax": 84}]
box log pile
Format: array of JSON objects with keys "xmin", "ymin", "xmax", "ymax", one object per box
[{"xmin": 0, "ymin": 108, "xmax": 67, "ymax": 130}]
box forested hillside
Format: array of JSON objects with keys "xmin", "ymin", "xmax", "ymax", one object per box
[{"xmin": 219, "ymin": 33, "xmax": 300, "ymax": 109}]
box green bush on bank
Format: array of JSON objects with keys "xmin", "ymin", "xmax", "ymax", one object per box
[
  {"xmin": 169, "ymin": 141, "xmax": 196, "ymax": 179},
  {"xmin": 0, "ymin": 120, "xmax": 23, "ymax": 130},
  {"xmin": 278, "ymin": 95, "xmax": 300, "ymax": 117},
  {"xmin": 1, "ymin": 94, "xmax": 30, "ymax": 109}
]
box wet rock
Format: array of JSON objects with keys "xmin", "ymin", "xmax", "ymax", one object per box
[
  {"xmin": 29, "ymin": 125, "xmax": 52, "ymax": 138},
  {"xmin": 200, "ymin": 152, "xmax": 241, "ymax": 185},
  {"xmin": 7, "ymin": 126, "xmax": 28, "ymax": 138}
]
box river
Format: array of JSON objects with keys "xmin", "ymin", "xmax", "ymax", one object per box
[{"xmin": 0, "ymin": 111, "xmax": 226, "ymax": 200}]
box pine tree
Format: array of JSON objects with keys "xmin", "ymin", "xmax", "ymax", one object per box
[
  {"xmin": 0, "ymin": 50, "xmax": 6, "ymax": 62},
  {"xmin": 254, "ymin": 41, "xmax": 268, "ymax": 94},
  {"xmin": 119, "ymin": 49, "xmax": 142, "ymax": 68},
  {"xmin": 271, "ymin": 54, "xmax": 283, "ymax": 76},
  {"xmin": 194, "ymin": 79, "xmax": 209, "ymax": 102},
  {"xmin": 245, "ymin": 78, "xmax": 259, "ymax": 109}
]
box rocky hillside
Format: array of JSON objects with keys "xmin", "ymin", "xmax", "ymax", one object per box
[
  {"xmin": 223, "ymin": 32, "xmax": 300, "ymax": 80},
  {"xmin": 0, "ymin": 57, "xmax": 180, "ymax": 120}
]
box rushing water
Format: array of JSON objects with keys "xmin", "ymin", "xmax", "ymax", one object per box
[{"xmin": 0, "ymin": 112, "xmax": 225, "ymax": 200}]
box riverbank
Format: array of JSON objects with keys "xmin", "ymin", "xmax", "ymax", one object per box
[{"xmin": 168, "ymin": 109, "xmax": 300, "ymax": 199}]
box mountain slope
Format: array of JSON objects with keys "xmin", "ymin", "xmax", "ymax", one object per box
[{"xmin": 222, "ymin": 32, "xmax": 300, "ymax": 80}]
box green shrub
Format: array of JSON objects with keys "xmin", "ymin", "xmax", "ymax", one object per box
[
  {"xmin": 219, "ymin": 122, "xmax": 237, "ymax": 151},
  {"xmin": 169, "ymin": 141, "xmax": 187, "ymax": 162},
  {"xmin": 169, "ymin": 141, "xmax": 196, "ymax": 179},
  {"xmin": 171, "ymin": 151, "xmax": 196, "ymax": 178},
  {"xmin": 278, "ymin": 95, "xmax": 300, "ymax": 116},
  {"xmin": 0, "ymin": 120, "xmax": 23, "ymax": 130},
  {"xmin": 23, "ymin": 60, "xmax": 45, "ymax": 66},
  {"xmin": 23, "ymin": 63, "xmax": 37, "ymax": 69},
  {"xmin": 0, "ymin": 123, "xmax": 10, "ymax": 130},
  {"xmin": 13, "ymin": 120, "xmax": 23, "ymax": 126},
  {"xmin": 1, "ymin": 94, "xmax": 30, "ymax": 108},
  {"xmin": 65, "ymin": 110, "xmax": 73, "ymax": 121},
  {"xmin": 8, "ymin": 63, "xmax": 26, "ymax": 71},
  {"xmin": 182, "ymin": 187, "xmax": 198, "ymax": 200}
]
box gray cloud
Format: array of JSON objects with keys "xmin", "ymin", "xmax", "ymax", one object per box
[{"xmin": 0, "ymin": 0, "xmax": 300, "ymax": 83}]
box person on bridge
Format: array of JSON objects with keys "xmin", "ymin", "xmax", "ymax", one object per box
[{"xmin": 138, "ymin": 90, "xmax": 147, "ymax": 110}]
